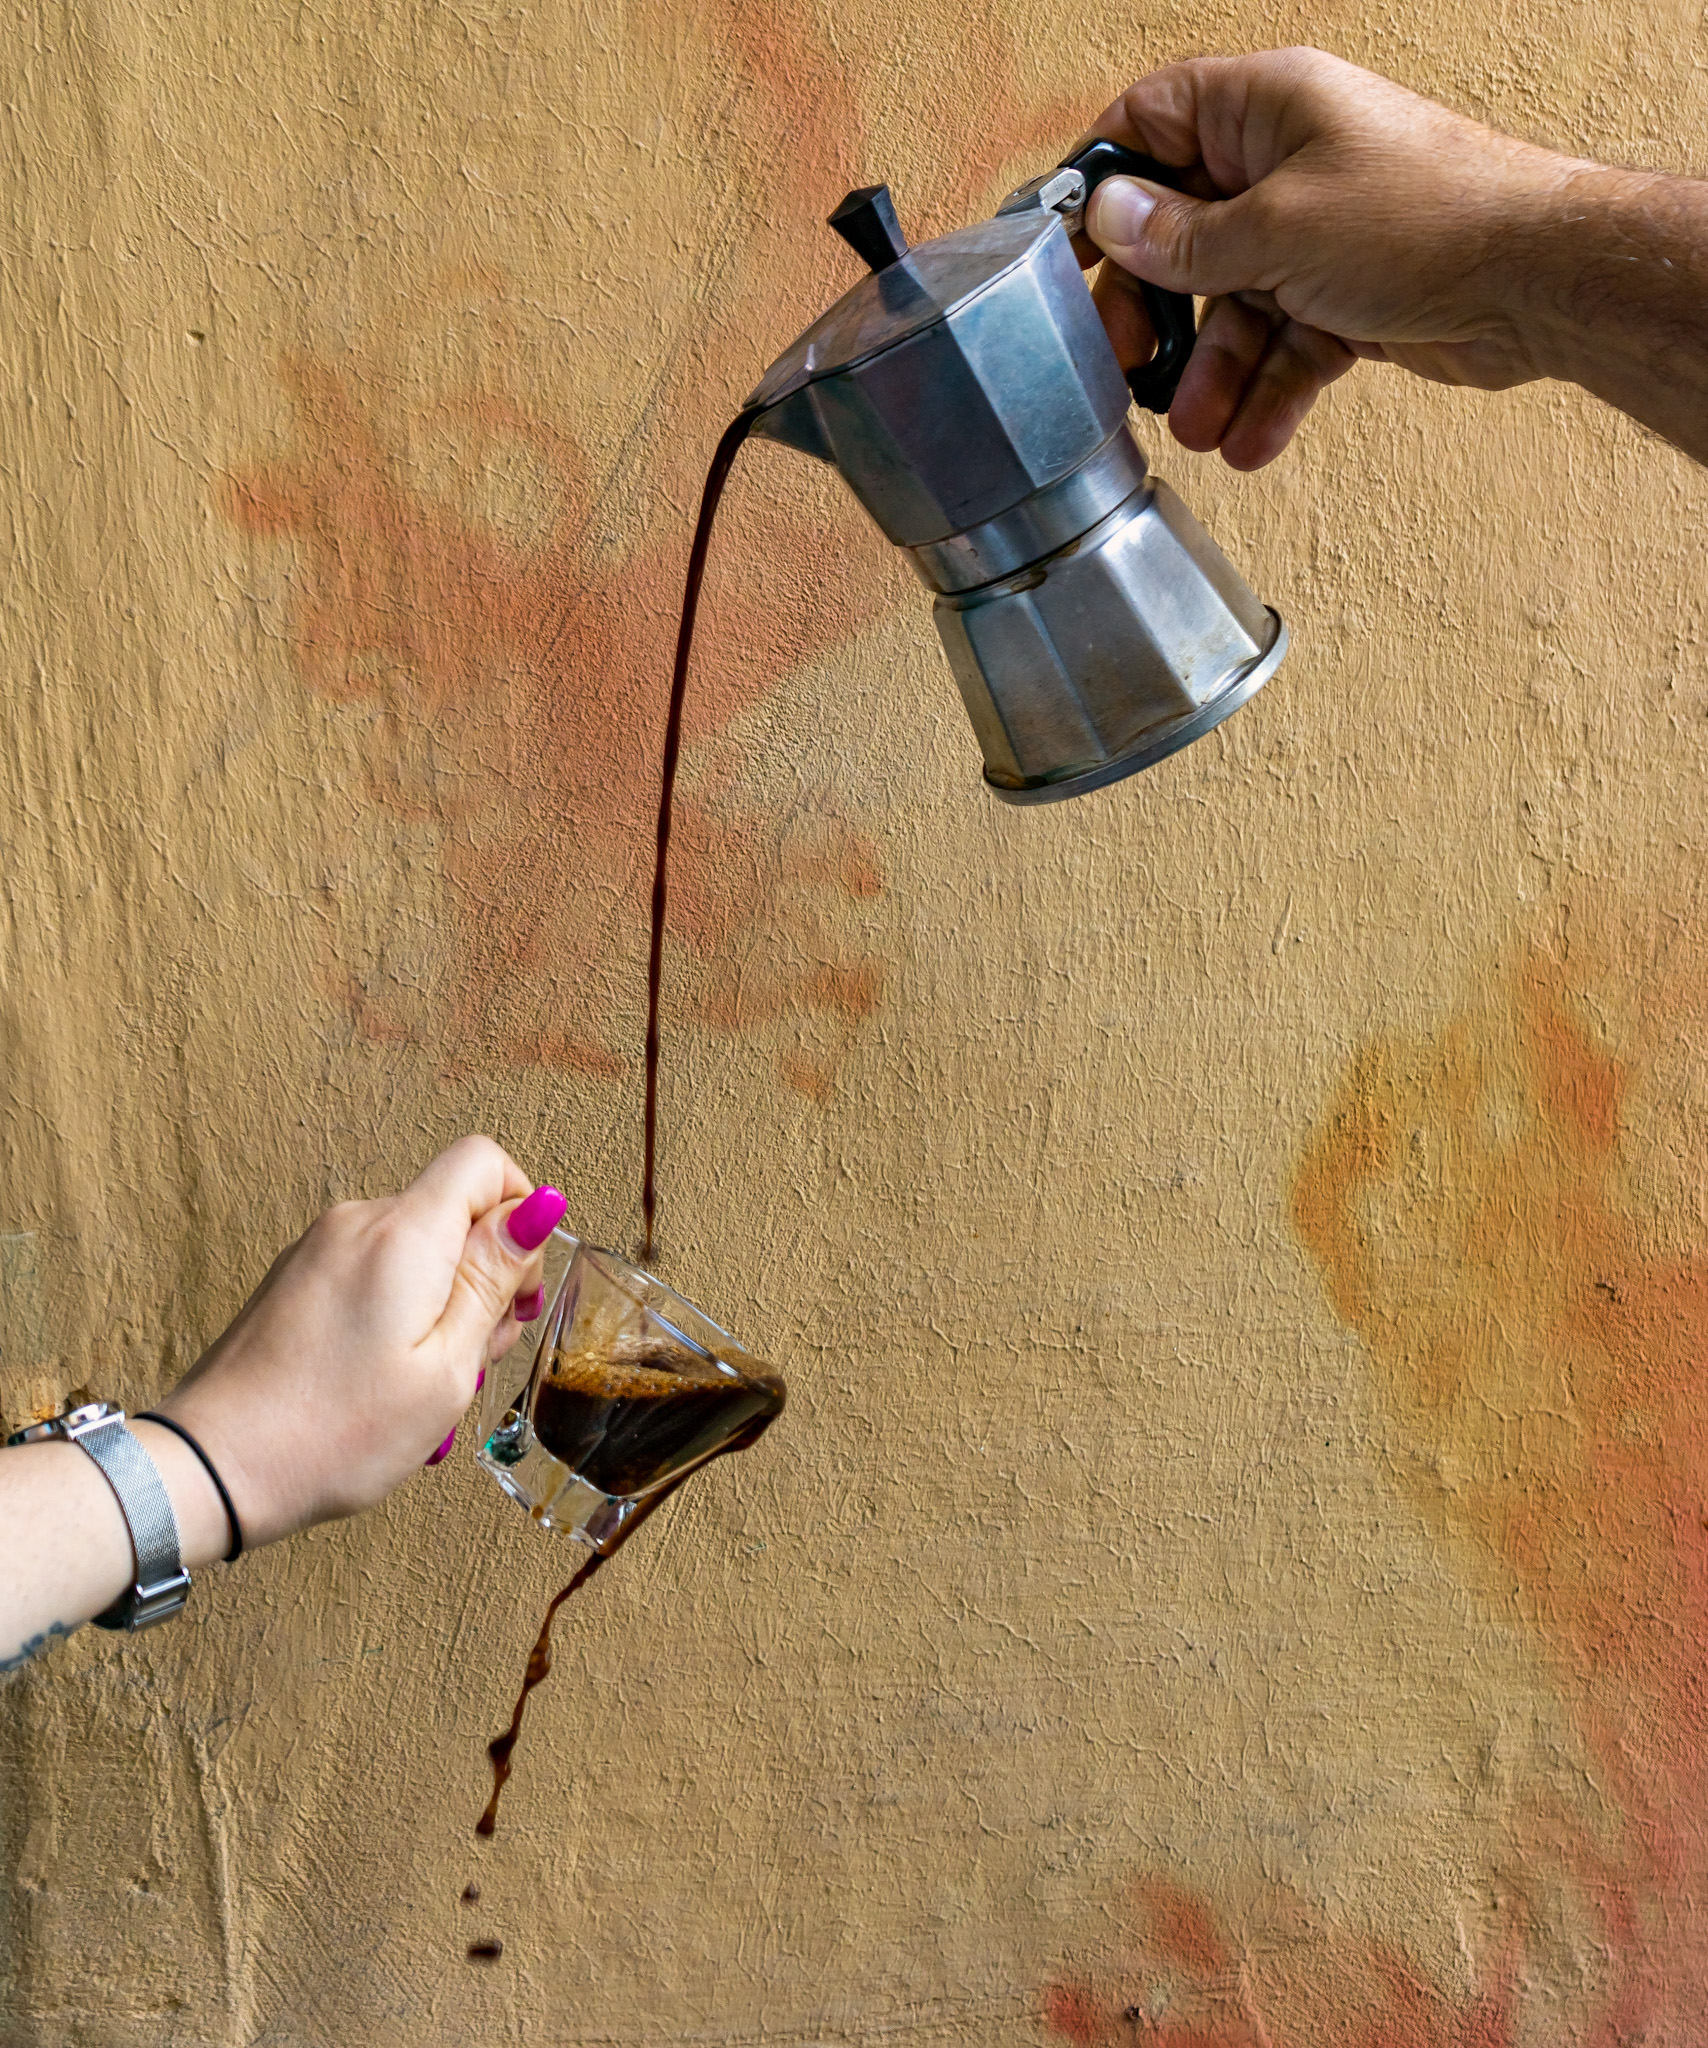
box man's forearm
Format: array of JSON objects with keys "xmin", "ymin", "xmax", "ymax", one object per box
[{"xmin": 1518, "ymin": 163, "xmax": 1708, "ymax": 464}]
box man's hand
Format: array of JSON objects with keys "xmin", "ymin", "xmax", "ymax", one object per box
[{"xmin": 1081, "ymin": 49, "xmax": 1708, "ymax": 470}]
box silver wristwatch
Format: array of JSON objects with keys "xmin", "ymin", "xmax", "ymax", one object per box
[{"xmin": 7, "ymin": 1402, "xmax": 191, "ymax": 1630}]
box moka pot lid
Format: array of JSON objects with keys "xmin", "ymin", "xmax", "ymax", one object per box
[{"xmin": 743, "ymin": 205, "xmax": 1059, "ymax": 417}]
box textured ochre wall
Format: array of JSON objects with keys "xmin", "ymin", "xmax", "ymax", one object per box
[{"xmin": 5, "ymin": 1, "xmax": 1708, "ymax": 2041}]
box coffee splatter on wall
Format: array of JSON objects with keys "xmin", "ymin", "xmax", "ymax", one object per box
[
  {"xmin": 1043, "ymin": 1875, "xmax": 1522, "ymax": 2044},
  {"xmin": 218, "ymin": 1, "xmax": 1084, "ymax": 1100},
  {"xmin": 5, "ymin": 1, "xmax": 1708, "ymax": 2042},
  {"xmin": 222, "ymin": 337, "xmax": 887, "ymax": 1098}
]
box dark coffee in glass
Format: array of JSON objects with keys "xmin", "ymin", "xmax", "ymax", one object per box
[{"xmin": 478, "ymin": 1235, "xmax": 785, "ymax": 1553}]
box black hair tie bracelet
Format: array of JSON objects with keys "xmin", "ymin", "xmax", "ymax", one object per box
[{"xmin": 137, "ymin": 1413, "xmax": 244, "ymax": 1562}]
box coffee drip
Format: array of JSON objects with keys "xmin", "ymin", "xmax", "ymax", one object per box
[{"xmin": 475, "ymin": 1381, "xmax": 779, "ymax": 1841}]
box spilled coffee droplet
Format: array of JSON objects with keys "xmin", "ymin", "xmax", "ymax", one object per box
[
  {"xmin": 475, "ymin": 1418, "xmax": 776, "ymax": 1839},
  {"xmin": 475, "ymin": 1548, "xmax": 606, "ymax": 1838}
]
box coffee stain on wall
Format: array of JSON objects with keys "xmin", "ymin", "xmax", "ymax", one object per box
[
  {"xmin": 221, "ymin": 0, "xmax": 1085, "ymax": 1095},
  {"xmin": 1044, "ymin": 901, "xmax": 1708, "ymax": 2043},
  {"xmin": 224, "ymin": 345, "xmax": 885, "ymax": 1095},
  {"xmin": 1042, "ymin": 1875, "xmax": 1521, "ymax": 2046}
]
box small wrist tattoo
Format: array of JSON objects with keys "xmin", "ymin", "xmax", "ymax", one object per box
[{"xmin": 1, "ymin": 1620, "xmax": 74, "ymax": 1675}]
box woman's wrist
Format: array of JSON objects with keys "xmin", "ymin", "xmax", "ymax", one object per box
[
  {"xmin": 4, "ymin": 1439, "xmax": 137, "ymax": 1634},
  {"xmin": 0, "ymin": 1418, "xmax": 233, "ymax": 1664},
  {"xmin": 154, "ymin": 1372, "xmax": 301, "ymax": 1551},
  {"xmin": 131, "ymin": 1420, "xmax": 236, "ymax": 1571}
]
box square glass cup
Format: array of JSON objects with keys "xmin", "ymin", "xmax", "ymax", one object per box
[{"xmin": 476, "ymin": 1230, "xmax": 785, "ymax": 1553}]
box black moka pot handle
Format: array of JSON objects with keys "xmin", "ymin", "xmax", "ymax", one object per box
[{"xmin": 1059, "ymin": 138, "xmax": 1198, "ymax": 414}]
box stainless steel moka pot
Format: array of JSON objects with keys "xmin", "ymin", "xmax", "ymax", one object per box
[{"xmin": 744, "ymin": 141, "xmax": 1287, "ymax": 803}]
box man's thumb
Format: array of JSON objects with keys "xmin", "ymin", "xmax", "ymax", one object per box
[{"xmin": 1086, "ymin": 176, "xmax": 1246, "ymax": 298}]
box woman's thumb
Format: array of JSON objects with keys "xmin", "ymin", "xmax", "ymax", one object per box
[
  {"xmin": 436, "ymin": 1183, "xmax": 565, "ymax": 1359},
  {"xmin": 1087, "ymin": 176, "xmax": 1251, "ymax": 298}
]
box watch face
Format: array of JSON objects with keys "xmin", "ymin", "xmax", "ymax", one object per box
[
  {"xmin": 65, "ymin": 1402, "xmax": 120, "ymax": 1430},
  {"xmin": 5, "ymin": 1401, "xmax": 121, "ymax": 1446}
]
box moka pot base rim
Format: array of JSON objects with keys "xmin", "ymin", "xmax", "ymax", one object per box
[{"xmin": 981, "ymin": 614, "xmax": 1287, "ymax": 806}]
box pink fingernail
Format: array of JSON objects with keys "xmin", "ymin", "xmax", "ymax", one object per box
[
  {"xmin": 506, "ymin": 1185, "xmax": 567, "ymax": 1253},
  {"xmin": 515, "ymin": 1287, "xmax": 545, "ymax": 1322},
  {"xmin": 426, "ymin": 1370, "xmax": 486, "ymax": 1469}
]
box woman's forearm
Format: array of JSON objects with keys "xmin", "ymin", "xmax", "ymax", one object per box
[
  {"xmin": 2, "ymin": 1140, "xmax": 556, "ymax": 1673},
  {"xmin": 1, "ymin": 1423, "xmax": 231, "ymax": 1670}
]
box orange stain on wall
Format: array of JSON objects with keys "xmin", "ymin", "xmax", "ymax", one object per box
[
  {"xmin": 223, "ymin": 0, "xmax": 1084, "ymax": 1097},
  {"xmin": 1045, "ymin": 905, "xmax": 1708, "ymax": 2044},
  {"xmin": 1042, "ymin": 1876, "xmax": 1520, "ymax": 2046}
]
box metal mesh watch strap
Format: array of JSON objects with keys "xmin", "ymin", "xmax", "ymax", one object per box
[{"xmin": 68, "ymin": 1410, "xmax": 192, "ymax": 1631}]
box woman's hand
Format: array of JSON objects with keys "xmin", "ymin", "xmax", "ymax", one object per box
[
  {"xmin": 157, "ymin": 1137, "xmax": 565, "ymax": 1548},
  {"xmin": 1, "ymin": 1138, "xmax": 566, "ymax": 1671}
]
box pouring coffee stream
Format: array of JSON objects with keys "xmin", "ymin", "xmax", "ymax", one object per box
[
  {"xmin": 475, "ymin": 1411, "xmax": 776, "ymax": 1839},
  {"xmin": 640, "ymin": 139, "xmax": 1283, "ymax": 1255},
  {"xmin": 641, "ymin": 405, "xmax": 759, "ymax": 1265},
  {"xmin": 471, "ymin": 135, "xmax": 1287, "ymax": 1902}
]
